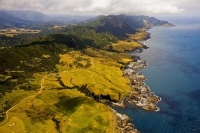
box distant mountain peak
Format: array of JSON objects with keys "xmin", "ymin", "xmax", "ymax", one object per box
[
  {"xmin": 0, "ymin": 10, "xmax": 51, "ymax": 21},
  {"xmin": 0, "ymin": 11, "xmax": 29, "ymax": 28}
]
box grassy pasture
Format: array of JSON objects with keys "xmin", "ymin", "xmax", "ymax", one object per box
[
  {"xmin": 0, "ymin": 29, "xmax": 149, "ymax": 132},
  {"xmin": 58, "ymin": 49, "xmax": 132, "ymax": 101},
  {"xmin": 111, "ymin": 40, "xmax": 142, "ymax": 52},
  {"xmin": 42, "ymin": 74, "xmax": 63, "ymax": 90},
  {"xmin": 0, "ymin": 89, "xmax": 118, "ymax": 133},
  {"xmin": 0, "ymin": 72, "xmax": 44, "ymax": 122},
  {"xmin": 0, "ymin": 28, "xmax": 41, "ymax": 37},
  {"xmin": 0, "ymin": 60, "xmax": 121, "ymax": 132},
  {"xmin": 128, "ymin": 31, "xmax": 149, "ymax": 41}
]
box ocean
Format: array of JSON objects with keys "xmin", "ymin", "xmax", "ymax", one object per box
[{"xmin": 113, "ymin": 19, "xmax": 200, "ymax": 133}]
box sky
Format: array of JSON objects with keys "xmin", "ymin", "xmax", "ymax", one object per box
[{"xmin": 0, "ymin": 0, "xmax": 199, "ymax": 16}]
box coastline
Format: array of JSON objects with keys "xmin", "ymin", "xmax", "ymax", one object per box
[
  {"xmin": 0, "ymin": 13, "xmax": 178, "ymax": 132},
  {"xmin": 124, "ymin": 58, "xmax": 160, "ymax": 111},
  {"xmin": 110, "ymin": 108, "xmax": 139, "ymax": 133},
  {"xmin": 109, "ymin": 30, "xmax": 160, "ymax": 132},
  {"xmin": 112, "ymin": 30, "xmax": 160, "ymax": 111}
]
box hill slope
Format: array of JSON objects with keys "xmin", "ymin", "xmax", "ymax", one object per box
[
  {"xmin": 84, "ymin": 14, "xmax": 174, "ymax": 38},
  {"xmin": 87, "ymin": 15, "xmax": 137, "ymax": 38},
  {"xmin": 0, "ymin": 14, "xmax": 173, "ymax": 133}
]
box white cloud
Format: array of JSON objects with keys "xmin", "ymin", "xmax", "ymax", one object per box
[{"xmin": 0, "ymin": 0, "xmax": 198, "ymax": 15}]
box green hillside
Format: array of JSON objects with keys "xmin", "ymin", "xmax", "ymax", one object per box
[
  {"xmin": 84, "ymin": 14, "xmax": 174, "ymax": 33},
  {"xmin": 0, "ymin": 14, "xmax": 173, "ymax": 132},
  {"xmin": 85, "ymin": 15, "xmax": 137, "ymax": 38}
]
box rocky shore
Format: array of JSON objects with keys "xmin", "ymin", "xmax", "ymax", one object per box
[
  {"xmin": 112, "ymin": 46, "xmax": 160, "ymax": 111},
  {"xmin": 124, "ymin": 58, "xmax": 160, "ymax": 111},
  {"xmin": 109, "ymin": 44, "xmax": 161, "ymax": 132},
  {"xmin": 111, "ymin": 108, "xmax": 139, "ymax": 133}
]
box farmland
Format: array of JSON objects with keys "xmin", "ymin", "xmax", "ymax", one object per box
[{"xmin": 0, "ymin": 28, "xmax": 41, "ymax": 37}]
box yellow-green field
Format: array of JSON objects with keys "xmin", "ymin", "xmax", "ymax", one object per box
[
  {"xmin": 0, "ymin": 78, "xmax": 118, "ymax": 133},
  {"xmin": 0, "ymin": 72, "xmax": 45, "ymax": 122},
  {"xmin": 111, "ymin": 40, "xmax": 142, "ymax": 52},
  {"xmin": 58, "ymin": 49, "xmax": 133, "ymax": 100},
  {"xmin": 49, "ymin": 25, "xmax": 67, "ymax": 30},
  {"xmin": 0, "ymin": 47, "xmax": 135, "ymax": 132},
  {"xmin": 128, "ymin": 31, "xmax": 149, "ymax": 41},
  {"xmin": 0, "ymin": 29, "xmax": 148, "ymax": 132},
  {"xmin": 0, "ymin": 28, "xmax": 41, "ymax": 37}
]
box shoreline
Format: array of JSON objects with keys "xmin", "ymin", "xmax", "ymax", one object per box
[
  {"xmin": 110, "ymin": 108, "xmax": 139, "ymax": 133},
  {"xmin": 112, "ymin": 31, "xmax": 160, "ymax": 111},
  {"xmin": 113, "ymin": 52, "xmax": 161, "ymax": 111},
  {"xmin": 108, "ymin": 30, "xmax": 160, "ymax": 132}
]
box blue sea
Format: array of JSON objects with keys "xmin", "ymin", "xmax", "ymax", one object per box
[{"xmin": 114, "ymin": 18, "xmax": 200, "ymax": 133}]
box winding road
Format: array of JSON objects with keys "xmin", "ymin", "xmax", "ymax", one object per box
[
  {"xmin": 0, "ymin": 74, "xmax": 88, "ymax": 132},
  {"xmin": 0, "ymin": 75, "xmax": 46, "ymax": 126}
]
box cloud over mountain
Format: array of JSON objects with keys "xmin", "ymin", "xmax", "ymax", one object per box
[{"xmin": 0, "ymin": 0, "xmax": 198, "ymax": 15}]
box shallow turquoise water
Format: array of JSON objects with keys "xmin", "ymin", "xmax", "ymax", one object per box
[{"xmin": 114, "ymin": 23, "xmax": 200, "ymax": 133}]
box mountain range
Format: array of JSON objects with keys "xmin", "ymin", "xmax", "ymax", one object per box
[
  {"xmin": 0, "ymin": 10, "xmax": 173, "ymax": 29},
  {"xmin": 0, "ymin": 10, "xmax": 93, "ymax": 28},
  {"xmin": 83, "ymin": 14, "xmax": 173, "ymax": 38},
  {"xmin": 0, "ymin": 11, "xmax": 29, "ymax": 28},
  {"xmin": 2, "ymin": 10, "xmax": 51, "ymax": 21}
]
